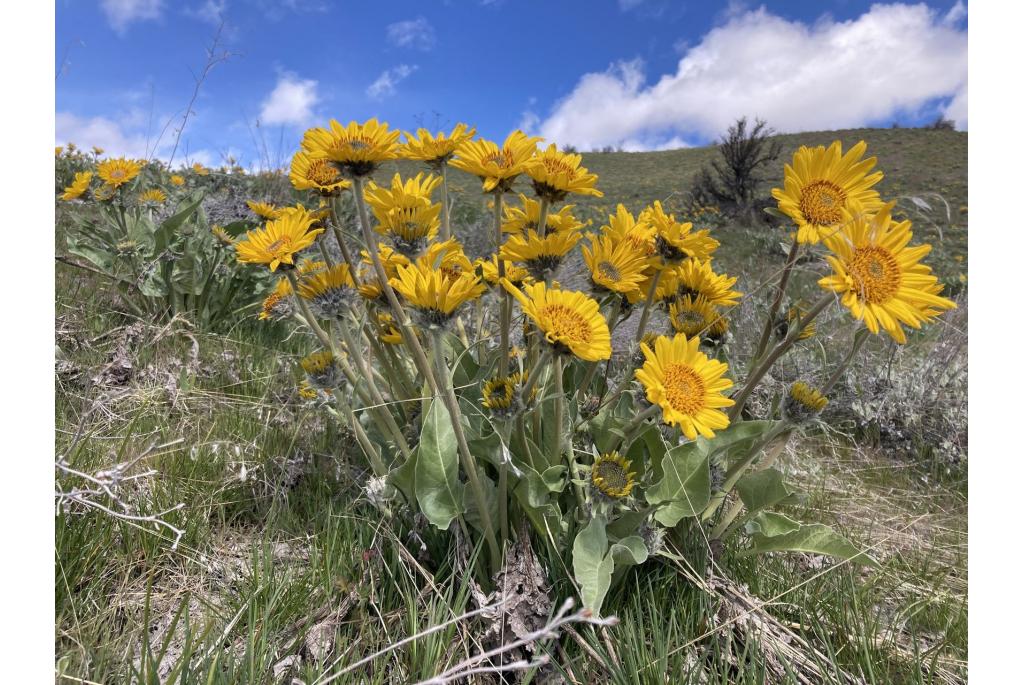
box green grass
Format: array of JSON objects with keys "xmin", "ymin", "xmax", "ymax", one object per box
[{"xmin": 55, "ymin": 128, "xmax": 967, "ymax": 684}]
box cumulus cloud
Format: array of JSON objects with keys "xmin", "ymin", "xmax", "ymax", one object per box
[
  {"xmin": 56, "ymin": 111, "xmax": 161, "ymax": 158},
  {"xmin": 367, "ymin": 65, "xmax": 418, "ymax": 100},
  {"xmin": 528, "ymin": 3, "xmax": 968, "ymax": 150},
  {"xmin": 101, "ymin": 0, "xmax": 164, "ymax": 33},
  {"xmin": 259, "ymin": 73, "xmax": 319, "ymax": 126},
  {"xmin": 185, "ymin": 0, "xmax": 227, "ymax": 25},
  {"xmin": 387, "ymin": 17, "xmax": 436, "ymax": 51}
]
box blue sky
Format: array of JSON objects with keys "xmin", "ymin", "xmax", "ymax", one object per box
[{"xmin": 55, "ymin": 0, "xmax": 968, "ymax": 168}]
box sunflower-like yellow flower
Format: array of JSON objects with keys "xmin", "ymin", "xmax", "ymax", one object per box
[
  {"xmin": 476, "ymin": 255, "xmax": 533, "ymax": 287},
  {"xmin": 138, "ymin": 188, "xmax": 167, "ymax": 205},
  {"xmin": 235, "ymin": 212, "xmax": 324, "ymax": 272},
  {"xmin": 377, "ymin": 312, "xmax": 404, "ymax": 345},
  {"xmin": 789, "ymin": 381, "xmax": 828, "ymax": 411},
  {"xmin": 641, "ymin": 201, "xmax": 719, "ymax": 262},
  {"xmin": 417, "ymin": 238, "xmax": 474, "ymax": 278},
  {"xmin": 783, "ymin": 303, "xmax": 816, "ymax": 340},
  {"xmin": 61, "ymin": 172, "xmax": 93, "ymax": 201},
  {"xmin": 481, "ymin": 371, "xmax": 535, "ymax": 418},
  {"xmin": 818, "ymin": 204, "xmax": 956, "ymax": 343},
  {"xmin": 363, "ymin": 173, "xmax": 442, "ymax": 255},
  {"xmin": 300, "ymin": 350, "xmax": 343, "ymax": 388},
  {"xmin": 298, "ymin": 379, "xmax": 320, "ymax": 400},
  {"xmin": 192, "ymin": 163, "xmax": 209, "ymax": 176},
  {"xmin": 635, "ymin": 333, "xmax": 734, "ymax": 440},
  {"xmin": 92, "ymin": 146, "xmax": 104, "ymax": 156},
  {"xmin": 289, "ymin": 150, "xmax": 351, "ymax": 195},
  {"xmin": 501, "ymin": 194, "xmax": 587, "ymax": 235},
  {"xmin": 590, "ymin": 452, "xmax": 637, "ymax": 500},
  {"xmin": 211, "ymin": 225, "xmax": 235, "ymax": 246},
  {"xmin": 772, "ymin": 140, "xmax": 884, "ymax": 245},
  {"xmin": 450, "ymin": 130, "xmax": 541, "ymax": 192},
  {"xmin": 274, "ymin": 203, "xmax": 331, "ymax": 227},
  {"xmin": 96, "ymin": 157, "xmax": 141, "ymax": 188},
  {"xmin": 246, "ymin": 200, "xmax": 281, "ymax": 220},
  {"xmin": 301, "ymin": 118, "xmax": 402, "ymax": 177},
  {"xmin": 402, "ymin": 123, "xmax": 476, "ymax": 167},
  {"xmin": 55, "ymin": 146, "xmax": 64, "ymax": 157},
  {"xmin": 603, "ymin": 204, "xmax": 657, "ymax": 258},
  {"xmin": 582, "ymin": 234, "xmax": 652, "ymax": 297},
  {"xmin": 259, "ymin": 277, "xmax": 294, "ymax": 321},
  {"xmin": 669, "ymin": 295, "xmax": 727, "ymax": 340},
  {"xmin": 297, "ymin": 263, "xmax": 358, "ymax": 319},
  {"xmin": 362, "ymin": 244, "xmax": 411, "ymax": 279},
  {"xmin": 499, "ymin": 229, "xmax": 582, "ymax": 280},
  {"xmin": 666, "ymin": 259, "xmax": 742, "ymax": 308},
  {"xmin": 169, "ymin": 174, "xmax": 186, "ymax": 187},
  {"xmin": 501, "ymin": 281, "xmax": 611, "ymax": 361},
  {"xmin": 390, "ymin": 261, "xmax": 486, "ymax": 327},
  {"xmin": 525, "ymin": 143, "xmax": 603, "ymax": 202}
]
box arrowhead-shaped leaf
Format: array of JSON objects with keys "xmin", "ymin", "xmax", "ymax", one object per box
[{"xmin": 646, "ymin": 442, "xmax": 711, "ymax": 526}]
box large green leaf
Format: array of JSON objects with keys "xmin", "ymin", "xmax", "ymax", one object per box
[
  {"xmin": 736, "ymin": 468, "xmax": 801, "ymax": 514},
  {"xmin": 171, "ymin": 253, "xmax": 207, "ymax": 295},
  {"xmin": 744, "ymin": 511, "xmax": 801, "ymax": 537},
  {"xmin": 463, "ymin": 468, "xmax": 498, "ymax": 537},
  {"xmin": 414, "ymin": 399, "xmax": 465, "ymax": 531},
  {"xmin": 625, "ymin": 424, "xmax": 667, "ymax": 481},
  {"xmin": 154, "ymin": 195, "xmax": 205, "ymax": 253},
  {"xmin": 709, "ymin": 420, "xmax": 781, "ymax": 462},
  {"xmin": 606, "ymin": 511, "xmax": 646, "ymax": 539},
  {"xmin": 572, "ymin": 515, "xmax": 614, "ymax": 615},
  {"xmin": 389, "ymin": 448, "xmax": 417, "ymax": 505},
  {"xmin": 741, "ymin": 523, "xmax": 880, "ymax": 568},
  {"xmin": 646, "ymin": 441, "xmax": 711, "ymax": 526},
  {"xmin": 610, "ymin": 535, "xmax": 648, "ymax": 567},
  {"xmin": 66, "ymin": 242, "xmax": 114, "ymax": 272}
]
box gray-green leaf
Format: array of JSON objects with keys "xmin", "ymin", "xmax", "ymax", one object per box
[
  {"xmin": 646, "ymin": 442, "xmax": 711, "ymax": 526},
  {"xmin": 741, "ymin": 523, "xmax": 880, "ymax": 568},
  {"xmin": 572, "ymin": 515, "xmax": 614, "ymax": 615},
  {"xmin": 414, "ymin": 399, "xmax": 465, "ymax": 530}
]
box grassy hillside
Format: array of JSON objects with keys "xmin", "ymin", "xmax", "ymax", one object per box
[{"xmin": 55, "ymin": 128, "xmax": 968, "ymax": 684}]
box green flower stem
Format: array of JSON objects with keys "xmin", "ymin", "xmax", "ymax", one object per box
[
  {"xmin": 428, "ymin": 330, "xmax": 502, "ymax": 571},
  {"xmin": 520, "ymin": 348, "xmax": 553, "ymax": 400},
  {"xmin": 334, "ymin": 389, "xmax": 387, "ymax": 477},
  {"xmin": 317, "ymin": 239, "xmax": 334, "ymax": 266},
  {"xmin": 634, "ymin": 268, "xmax": 664, "ymax": 342},
  {"xmin": 365, "ymin": 322, "xmax": 415, "ymax": 403},
  {"xmin": 700, "ymin": 424, "xmax": 792, "ymax": 524},
  {"xmin": 492, "ymin": 190, "xmax": 511, "ymax": 377},
  {"xmin": 496, "ymin": 422, "xmax": 511, "ymax": 542},
  {"xmin": 440, "ymin": 163, "xmax": 452, "ymax": 241},
  {"xmin": 822, "ymin": 327, "xmax": 870, "ymax": 394},
  {"xmin": 750, "ymin": 236, "xmax": 800, "ymax": 364},
  {"xmin": 710, "ymin": 430, "xmax": 793, "ymax": 541},
  {"xmin": 552, "ymin": 355, "xmax": 586, "ymax": 509},
  {"xmin": 329, "ymin": 195, "xmax": 361, "ymax": 287},
  {"xmin": 728, "ymin": 292, "xmax": 834, "ymax": 421},
  {"xmin": 535, "ymin": 197, "xmax": 551, "ymax": 238},
  {"xmin": 515, "ymin": 413, "xmax": 533, "ymax": 471},
  {"xmin": 574, "ymin": 299, "xmax": 622, "ymax": 404},
  {"xmin": 285, "ymin": 271, "xmax": 335, "ymax": 352}
]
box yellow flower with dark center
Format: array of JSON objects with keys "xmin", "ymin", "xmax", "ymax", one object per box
[
  {"xmin": 390, "ymin": 261, "xmax": 486, "ymax": 327},
  {"xmin": 590, "ymin": 452, "xmax": 637, "ymax": 500},
  {"xmin": 297, "ymin": 263, "xmax": 358, "ymax": 319},
  {"xmin": 301, "ymin": 118, "xmax": 402, "ymax": 177},
  {"xmin": 603, "ymin": 204, "xmax": 657, "ymax": 258},
  {"xmin": 259, "ymin": 278, "xmax": 293, "ymax": 321},
  {"xmin": 501, "ymin": 281, "xmax": 611, "ymax": 361},
  {"xmin": 666, "ymin": 259, "xmax": 742, "ymax": 308},
  {"xmin": 211, "ymin": 225, "xmax": 235, "ymax": 246},
  {"xmin": 275, "ymin": 203, "xmax": 331, "ymax": 227},
  {"xmin": 364, "ymin": 173, "xmax": 442, "ymax": 255},
  {"xmin": 789, "ymin": 381, "xmax": 828, "ymax": 412},
  {"xmin": 772, "ymin": 140, "xmax": 884, "ymax": 245},
  {"xmin": 61, "ymin": 172, "xmax": 93, "ymax": 201},
  {"xmin": 635, "ymin": 333, "xmax": 734, "ymax": 440},
  {"xmin": 247, "ymin": 200, "xmax": 281, "ymax": 220},
  {"xmin": 138, "ymin": 188, "xmax": 167, "ymax": 205},
  {"xmin": 300, "ymin": 350, "xmax": 343, "ymax": 388},
  {"xmin": 96, "ymin": 157, "xmax": 141, "ymax": 188},
  {"xmin": 582, "ymin": 234, "xmax": 651, "ymax": 297},
  {"xmin": 94, "ymin": 183, "xmax": 116, "ymax": 202},
  {"xmin": 402, "ymin": 123, "xmax": 476, "ymax": 167},
  {"xmin": 818, "ymin": 204, "xmax": 956, "ymax": 343},
  {"xmin": 170, "ymin": 175, "xmax": 186, "ymax": 186},
  {"xmin": 235, "ymin": 212, "xmax": 324, "ymax": 272},
  {"xmin": 377, "ymin": 312, "xmax": 404, "ymax": 344},
  {"xmin": 669, "ymin": 295, "xmax": 727, "ymax": 339},
  {"xmin": 289, "ymin": 150, "xmax": 351, "ymax": 195},
  {"xmin": 475, "ymin": 255, "xmax": 533, "ymax": 287},
  {"xmin": 641, "ymin": 201, "xmax": 719, "ymax": 262},
  {"xmin": 525, "ymin": 143, "xmax": 603, "ymax": 202},
  {"xmin": 450, "ymin": 130, "xmax": 542, "ymax": 193},
  {"xmin": 481, "ymin": 371, "xmax": 535, "ymax": 417},
  {"xmin": 499, "ymin": 229, "xmax": 582, "ymax": 280},
  {"xmin": 501, "ymin": 194, "xmax": 587, "ymax": 235}
]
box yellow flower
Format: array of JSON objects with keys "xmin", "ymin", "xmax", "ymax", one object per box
[
  {"xmin": 481, "ymin": 371, "xmax": 535, "ymax": 417},
  {"xmin": 402, "ymin": 123, "xmax": 476, "ymax": 167},
  {"xmin": 666, "ymin": 259, "xmax": 742, "ymax": 308},
  {"xmin": 298, "ymin": 379, "xmax": 319, "ymax": 400},
  {"xmin": 60, "ymin": 172, "xmax": 92, "ymax": 201},
  {"xmin": 501, "ymin": 194, "xmax": 586, "ymax": 235},
  {"xmin": 784, "ymin": 303, "xmax": 816, "ymax": 340},
  {"xmin": 235, "ymin": 212, "xmax": 324, "ymax": 272},
  {"xmin": 170, "ymin": 174, "xmax": 186, "ymax": 186},
  {"xmin": 297, "ymin": 263, "xmax": 358, "ymax": 318},
  {"xmin": 55, "ymin": 146, "xmax": 64, "ymax": 156},
  {"xmin": 301, "ymin": 118, "xmax": 402, "ymax": 176},
  {"xmin": 93, "ymin": 183, "xmax": 116, "ymax": 202},
  {"xmin": 96, "ymin": 157, "xmax": 142, "ymax": 188},
  {"xmin": 582, "ymin": 234, "xmax": 652, "ymax": 297},
  {"xmin": 641, "ymin": 201, "xmax": 719, "ymax": 262},
  {"xmin": 476, "ymin": 255, "xmax": 533, "ymax": 287},
  {"xmin": 289, "ymin": 150, "xmax": 351, "ymax": 195},
  {"xmin": 525, "ymin": 143, "xmax": 603, "ymax": 202},
  {"xmin": 92, "ymin": 146, "xmax": 104, "ymax": 156},
  {"xmin": 669, "ymin": 295, "xmax": 727, "ymax": 340},
  {"xmin": 275, "ymin": 203, "xmax": 330, "ymax": 226},
  {"xmin": 603, "ymin": 204, "xmax": 657, "ymax": 258},
  {"xmin": 211, "ymin": 225, "xmax": 235, "ymax": 246},
  {"xmin": 138, "ymin": 188, "xmax": 167, "ymax": 205},
  {"xmin": 788, "ymin": 381, "xmax": 828, "ymax": 412},
  {"xmin": 416, "ymin": 238, "xmax": 474, "ymax": 279},
  {"xmin": 635, "ymin": 333, "xmax": 734, "ymax": 440},
  {"xmin": 450, "ymin": 130, "xmax": 541, "ymax": 192},
  {"xmin": 390, "ymin": 261, "xmax": 486, "ymax": 327},
  {"xmin": 300, "ymin": 350, "xmax": 343, "ymax": 388},
  {"xmin": 363, "ymin": 173, "xmax": 442, "ymax": 255},
  {"xmin": 259, "ymin": 278, "xmax": 293, "ymax": 321},
  {"xmin": 377, "ymin": 312, "xmax": 404, "ymax": 345},
  {"xmin": 501, "ymin": 281, "xmax": 611, "ymax": 361},
  {"xmin": 362, "ymin": 244, "xmax": 411, "ymax": 279},
  {"xmin": 772, "ymin": 140, "xmax": 884, "ymax": 245},
  {"xmin": 590, "ymin": 452, "xmax": 637, "ymax": 500},
  {"xmin": 499, "ymin": 229, "xmax": 582, "ymax": 280},
  {"xmin": 246, "ymin": 200, "xmax": 281, "ymax": 220},
  {"xmin": 818, "ymin": 203, "xmax": 956, "ymax": 343},
  {"xmin": 192, "ymin": 163, "xmax": 209, "ymax": 176}
]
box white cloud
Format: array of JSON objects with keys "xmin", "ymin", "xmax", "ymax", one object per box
[
  {"xmin": 100, "ymin": 0, "xmax": 164, "ymax": 34},
  {"xmin": 185, "ymin": 0, "xmax": 227, "ymax": 25},
  {"xmin": 366, "ymin": 65, "xmax": 418, "ymax": 100},
  {"xmin": 386, "ymin": 17, "xmax": 436, "ymax": 51},
  {"xmin": 530, "ymin": 3, "xmax": 968, "ymax": 150},
  {"xmin": 56, "ymin": 111, "xmax": 162, "ymax": 158},
  {"xmin": 259, "ymin": 73, "xmax": 319, "ymax": 126}
]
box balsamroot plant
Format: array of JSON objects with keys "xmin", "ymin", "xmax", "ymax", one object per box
[{"xmin": 233, "ymin": 120, "xmax": 956, "ymax": 614}]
